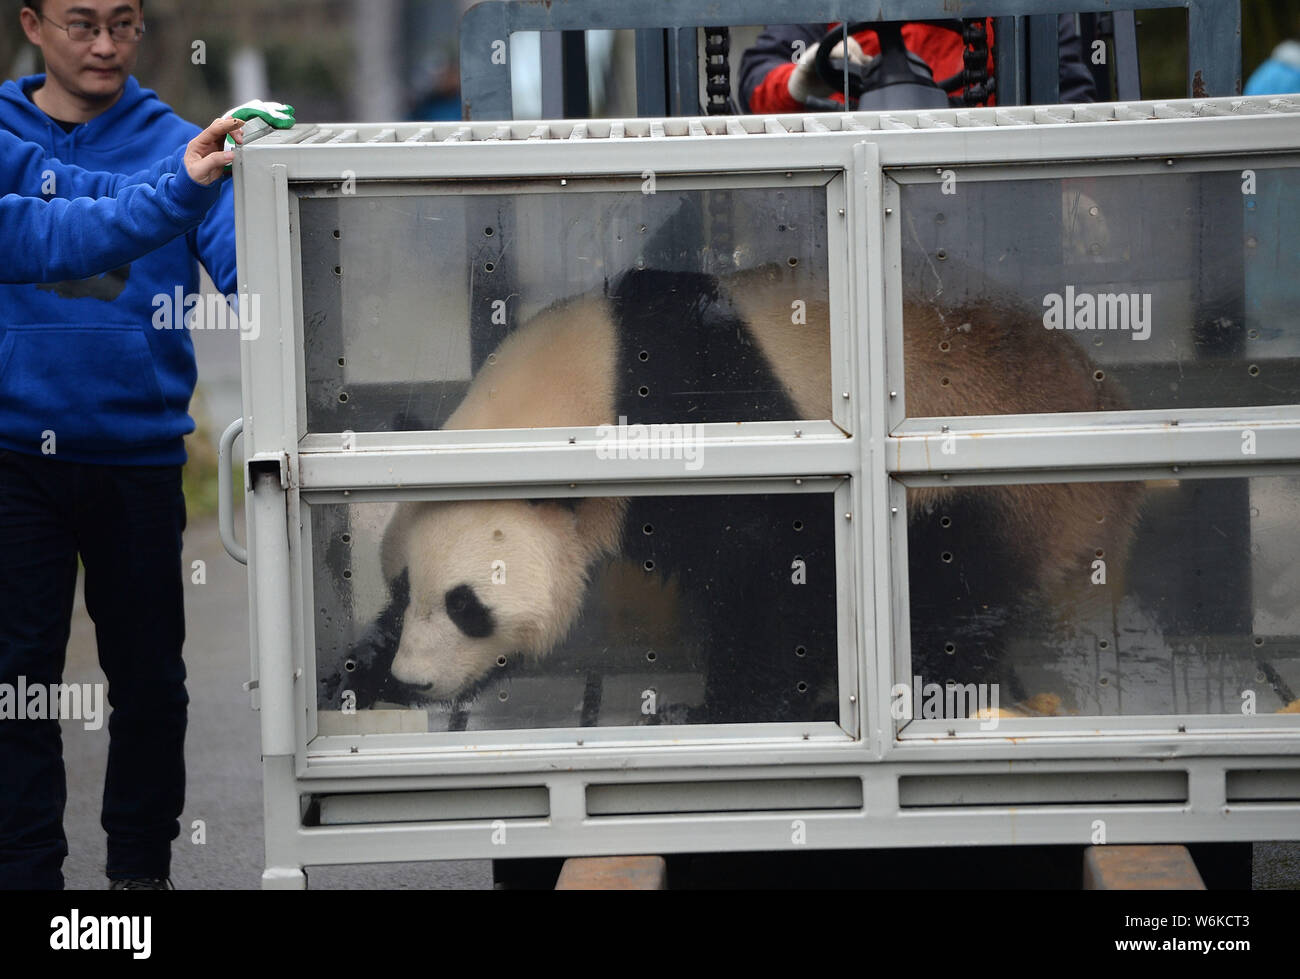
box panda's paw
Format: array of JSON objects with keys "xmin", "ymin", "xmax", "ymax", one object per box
[
  {"xmin": 970, "ymin": 693, "xmax": 1063, "ymax": 720},
  {"xmin": 1279, "ymin": 699, "xmax": 1300, "ymax": 714},
  {"xmin": 971, "ymin": 706, "xmax": 1024, "ymax": 719},
  {"xmin": 1020, "ymin": 692, "xmax": 1063, "ymax": 716}
]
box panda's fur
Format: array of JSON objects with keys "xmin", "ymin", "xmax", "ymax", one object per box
[{"xmin": 347, "ymin": 266, "xmax": 1143, "ymax": 719}]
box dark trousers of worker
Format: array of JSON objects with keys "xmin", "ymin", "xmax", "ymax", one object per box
[{"xmin": 0, "ymin": 448, "xmax": 187, "ymax": 889}]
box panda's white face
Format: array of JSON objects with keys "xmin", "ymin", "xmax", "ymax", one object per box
[{"xmin": 382, "ymin": 497, "xmax": 625, "ymax": 700}]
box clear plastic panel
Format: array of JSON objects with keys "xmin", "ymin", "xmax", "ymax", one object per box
[
  {"xmin": 313, "ymin": 491, "xmax": 841, "ymax": 733},
  {"xmin": 904, "ymin": 475, "xmax": 1300, "ymax": 718},
  {"xmin": 898, "ymin": 165, "xmax": 1300, "ymax": 416},
  {"xmin": 298, "ymin": 179, "xmax": 832, "ymax": 434}
]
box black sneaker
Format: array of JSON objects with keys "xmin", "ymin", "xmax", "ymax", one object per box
[{"xmin": 108, "ymin": 877, "xmax": 174, "ymax": 890}]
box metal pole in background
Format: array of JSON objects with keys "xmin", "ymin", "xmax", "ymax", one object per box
[{"xmin": 353, "ymin": 0, "xmax": 404, "ymax": 120}]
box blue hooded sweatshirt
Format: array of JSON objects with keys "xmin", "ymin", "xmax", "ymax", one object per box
[{"xmin": 0, "ymin": 74, "xmax": 239, "ymax": 465}]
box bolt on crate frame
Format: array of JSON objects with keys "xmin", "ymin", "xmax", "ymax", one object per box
[{"xmin": 231, "ymin": 97, "xmax": 1300, "ymax": 888}]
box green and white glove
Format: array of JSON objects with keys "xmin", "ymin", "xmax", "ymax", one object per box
[{"xmin": 223, "ymin": 99, "xmax": 296, "ymax": 147}]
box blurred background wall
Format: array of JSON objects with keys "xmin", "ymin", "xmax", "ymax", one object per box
[{"xmin": 4, "ymin": 1, "xmax": 1298, "ymax": 128}]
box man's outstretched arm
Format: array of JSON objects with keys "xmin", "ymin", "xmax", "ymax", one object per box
[{"xmin": 0, "ymin": 117, "xmax": 242, "ymax": 284}]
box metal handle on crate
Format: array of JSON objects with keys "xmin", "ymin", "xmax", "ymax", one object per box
[{"xmin": 219, "ymin": 417, "xmax": 248, "ymax": 565}]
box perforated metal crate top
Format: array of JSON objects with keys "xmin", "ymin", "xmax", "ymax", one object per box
[{"xmin": 247, "ymin": 95, "xmax": 1300, "ymax": 147}]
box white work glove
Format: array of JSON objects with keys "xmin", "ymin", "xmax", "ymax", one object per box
[{"xmin": 788, "ymin": 36, "xmax": 871, "ymax": 103}]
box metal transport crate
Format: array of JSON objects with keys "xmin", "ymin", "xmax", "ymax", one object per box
[{"xmin": 226, "ymin": 95, "xmax": 1300, "ymax": 888}]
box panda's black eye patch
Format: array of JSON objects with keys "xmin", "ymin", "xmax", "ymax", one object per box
[{"xmin": 444, "ymin": 584, "xmax": 495, "ymax": 638}]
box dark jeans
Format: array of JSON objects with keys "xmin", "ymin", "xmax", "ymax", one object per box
[{"xmin": 0, "ymin": 448, "xmax": 187, "ymax": 889}]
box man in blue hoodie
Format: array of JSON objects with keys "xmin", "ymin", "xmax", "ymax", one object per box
[{"xmin": 1, "ymin": 0, "xmax": 243, "ymax": 890}]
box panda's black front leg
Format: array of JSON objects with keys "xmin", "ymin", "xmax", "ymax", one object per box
[
  {"xmin": 905, "ymin": 498, "xmax": 1031, "ymax": 707},
  {"xmin": 321, "ymin": 568, "xmax": 412, "ymax": 710}
]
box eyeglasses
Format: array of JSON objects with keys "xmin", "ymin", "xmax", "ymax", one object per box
[{"xmin": 40, "ymin": 13, "xmax": 146, "ymax": 44}]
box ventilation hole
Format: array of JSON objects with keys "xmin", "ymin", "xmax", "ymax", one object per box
[
  {"xmin": 1099, "ymin": 676, "xmax": 1109, "ymax": 685},
  {"xmin": 787, "ymin": 256, "xmax": 799, "ymax": 268},
  {"xmin": 1094, "ymin": 370, "xmax": 1105, "ymax": 382},
  {"xmin": 337, "ymin": 357, "xmax": 345, "ymax": 367},
  {"xmin": 496, "ymin": 655, "xmax": 507, "ymax": 668},
  {"xmin": 936, "ymin": 249, "xmax": 947, "ymax": 261},
  {"xmin": 343, "ymin": 659, "xmax": 356, "ymax": 673},
  {"xmin": 796, "ymin": 681, "xmax": 809, "ymax": 694},
  {"xmin": 484, "ymin": 262, "xmax": 496, "ymax": 273},
  {"xmin": 941, "ymin": 551, "xmax": 953, "ymax": 563},
  {"xmin": 646, "ymin": 651, "xmax": 657, "ymax": 663},
  {"xmin": 340, "ymin": 533, "xmax": 351, "ymax": 544},
  {"xmin": 498, "ymin": 690, "xmax": 509, "ymax": 701},
  {"xmin": 638, "ymin": 350, "xmax": 650, "ymax": 362},
  {"xmin": 794, "ymin": 645, "xmax": 807, "ymax": 657},
  {"xmin": 1249, "ymin": 364, "xmax": 1260, "ymax": 377},
  {"xmin": 484, "ymin": 227, "xmax": 495, "ymax": 237},
  {"xmin": 940, "ymin": 376, "xmax": 950, "ymax": 387},
  {"xmin": 342, "ymin": 569, "xmax": 352, "ymax": 580},
  {"xmin": 642, "ymin": 524, "xmax": 654, "ymax": 535},
  {"xmin": 1096, "ymin": 514, "xmax": 1106, "ymax": 524},
  {"xmin": 939, "ymin": 516, "xmax": 952, "ymax": 528},
  {"xmin": 338, "ymin": 392, "xmax": 349, "ymax": 403},
  {"xmin": 944, "ymin": 642, "xmax": 956, "ymax": 655},
  {"xmin": 792, "ymin": 520, "xmax": 804, "ymax": 532},
  {"xmin": 1257, "ymin": 672, "xmax": 1267, "ymax": 683},
  {"xmin": 332, "ymin": 229, "xmax": 341, "ymax": 239},
  {"xmin": 777, "ymin": 224, "xmax": 786, "ymax": 232},
  {"xmin": 1248, "ymin": 328, "xmax": 1259, "ymax": 339},
  {"xmin": 939, "ymin": 340, "xmax": 950, "ymax": 352},
  {"xmin": 1254, "ymin": 636, "xmax": 1264, "ymax": 647},
  {"xmin": 1095, "ymin": 548, "xmax": 1105, "ymax": 558},
  {"xmin": 643, "ymin": 559, "xmax": 655, "ymax": 572},
  {"xmin": 1099, "ymin": 639, "xmax": 1110, "ymax": 649},
  {"xmin": 638, "ymin": 385, "xmax": 650, "ymax": 397},
  {"xmin": 333, "ymin": 265, "xmax": 341, "ymax": 275}
]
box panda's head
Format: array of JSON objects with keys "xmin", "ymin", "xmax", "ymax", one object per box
[{"xmin": 379, "ymin": 496, "xmax": 627, "ymax": 701}]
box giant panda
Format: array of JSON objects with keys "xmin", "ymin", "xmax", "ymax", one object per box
[{"xmin": 329, "ymin": 265, "xmax": 1144, "ymax": 723}]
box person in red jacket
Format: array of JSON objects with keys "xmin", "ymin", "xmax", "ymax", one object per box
[{"xmin": 741, "ymin": 19, "xmax": 1097, "ymax": 113}]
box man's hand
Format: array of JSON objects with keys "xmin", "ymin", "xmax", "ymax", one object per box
[
  {"xmin": 185, "ymin": 116, "xmax": 244, "ymax": 186},
  {"xmin": 788, "ymin": 36, "xmax": 871, "ymax": 103}
]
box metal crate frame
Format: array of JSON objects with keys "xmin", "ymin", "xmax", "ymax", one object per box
[{"xmin": 231, "ymin": 96, "xmax": 1300, "ymax": 888}]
